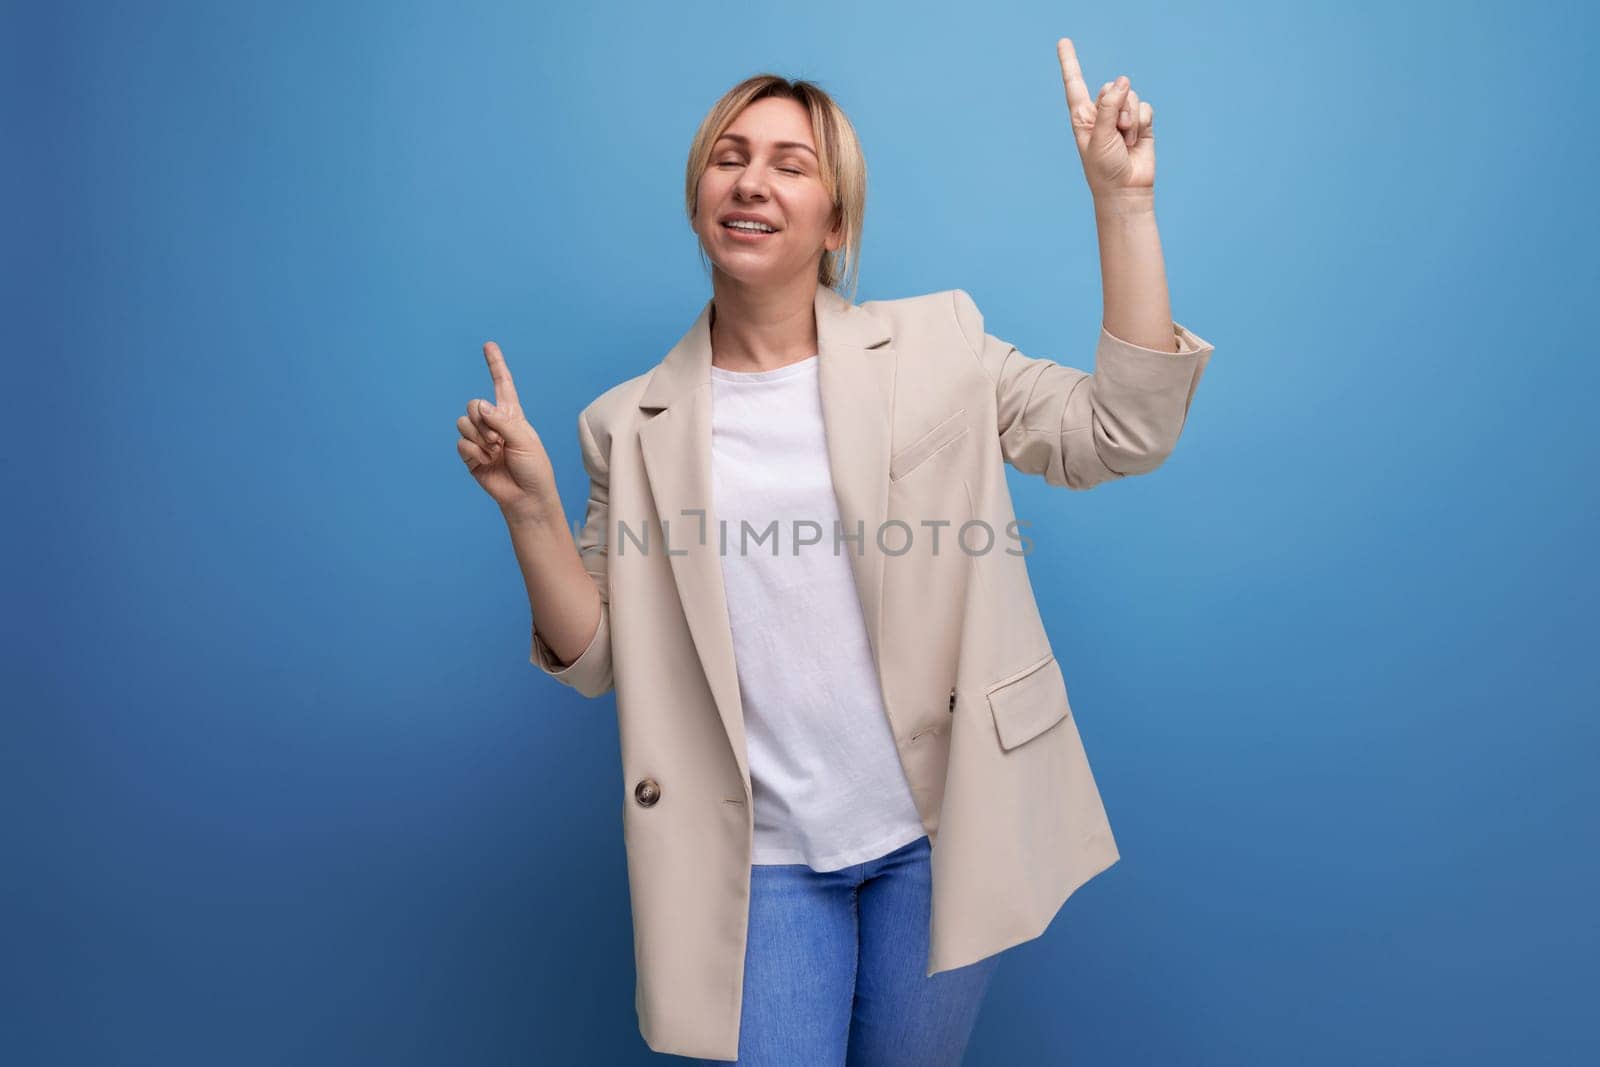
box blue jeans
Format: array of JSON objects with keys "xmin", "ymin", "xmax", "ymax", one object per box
[{"xmin": 696, "ymin": 834, "xmax": 1002, "ymax": 1065}]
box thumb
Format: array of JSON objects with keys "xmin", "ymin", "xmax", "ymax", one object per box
[
  {"xmin": 476, "ymin": 399, "xmax": 523, "ymax": 440},
  {"xmin": 1092, "ymin": 77, "xmax": 1130, "ymax": 153}
]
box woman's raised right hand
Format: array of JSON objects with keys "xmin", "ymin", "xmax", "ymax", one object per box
[{"xmin": 457, "ymin": 341, "xmax": 559, "ymax": 522}]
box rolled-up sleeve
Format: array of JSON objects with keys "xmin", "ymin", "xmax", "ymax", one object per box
[
  {"xmin": 950, "ymin": 287, "xmax": 1215, "ymax": 490},
  {"xmin": 529, "ymin": 405, "xmax": 614, "ymax": 698}
]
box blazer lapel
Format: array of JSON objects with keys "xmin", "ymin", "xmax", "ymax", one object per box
[{"xmin": 636, "ymin": 286, "xmax": 896, "ymax": 797}]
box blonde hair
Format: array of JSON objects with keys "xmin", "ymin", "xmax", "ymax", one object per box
[{"xmin": 684, "ymin": 74, "xmax": 867, "ymax": 303}]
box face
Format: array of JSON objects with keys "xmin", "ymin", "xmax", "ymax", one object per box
[{"xmin": 691, "ymin": 96, "xmax": 843, "ymax": 288}]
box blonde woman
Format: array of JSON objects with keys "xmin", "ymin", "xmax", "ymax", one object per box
[{"xmin": 457, "ymin": 39, "xmax": 1215, "ymax": 1065}]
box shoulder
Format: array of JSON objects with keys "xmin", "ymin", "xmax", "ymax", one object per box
[
  {"xmin": 857, "ymin": 287, "xmax": 963, "ymax": 322},
  {"xmin": 858, "ymin": 287, "xmax": 980, "ymax": 353},
  {"xmin": 575, "ymin": 369, "xmax": 650, "ymax": 452}
]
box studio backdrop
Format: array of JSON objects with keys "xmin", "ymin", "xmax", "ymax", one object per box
[{"xmin": 5, "ymin": 1, "xmax": 1595, "ymax": 1064}]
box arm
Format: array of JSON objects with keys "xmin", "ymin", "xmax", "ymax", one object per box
[
  {"xmin": 520, "ymin": 406, "xmax": 614, "ymax": 698},
  {"xmin": 953, "ymin": 40, "xmax": 1215, "ymax": 489},
  {"xmin": 1096, "ymin": 191, "xmax": 1182, "ymax": 354}
]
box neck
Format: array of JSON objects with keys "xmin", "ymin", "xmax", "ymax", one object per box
[{"xmin": 709, "ymin": 273, "xmax": 821, "ymax": 373}]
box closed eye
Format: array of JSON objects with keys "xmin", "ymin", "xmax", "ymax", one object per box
[{"xmin": 715, "ymin": 162, "xmax": 805, "ymax": 176}]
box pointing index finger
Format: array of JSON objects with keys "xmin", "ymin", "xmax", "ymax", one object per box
[
  {"xmin": 1057, "ymin": 38, "xmax": 1093, "ymax": 115},
  {"xmin": 482, "ymin": 341, "xmax": 520, "ymax": 410}
]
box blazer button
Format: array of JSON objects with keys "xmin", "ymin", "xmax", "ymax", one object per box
[
  {"xmin": 634, "ymin": 777, "xmax": 661, "ymax": 807},
  {"xmin": 948, "ymin": 688, "xmax": 957, "ymax": 712}
]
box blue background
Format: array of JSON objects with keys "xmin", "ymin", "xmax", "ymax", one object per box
[{"xmin": 7, "ymin": 0, "xmax": 1597, "ymax": 1063}]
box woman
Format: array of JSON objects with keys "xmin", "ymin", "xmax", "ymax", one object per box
[{"xmin": 456, "ymin": 39, "xmax": 1215, "ymax": 1064}]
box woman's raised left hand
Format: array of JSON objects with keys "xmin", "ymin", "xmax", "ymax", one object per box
[{"xmin": 1057, "ymin": 37, "xmax": 1155, "ymax": 200}]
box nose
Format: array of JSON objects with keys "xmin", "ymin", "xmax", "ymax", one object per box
[{"xmin": 733, "ymin": 167, "xmax": 770, "ymax": 202}]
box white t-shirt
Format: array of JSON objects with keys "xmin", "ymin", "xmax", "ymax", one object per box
[{"xmin": 709, "ymin": 354, "xmax": 928, "ymax": 871}]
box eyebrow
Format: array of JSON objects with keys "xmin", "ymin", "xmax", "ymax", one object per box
[{"xmin": 713, "ymin": 132, "xmax": 818, "ymax": 159}]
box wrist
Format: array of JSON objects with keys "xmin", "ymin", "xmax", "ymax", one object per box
[
  {"xmin": 502, "ymin": 496, "xmax": 561, "ymax": 531},
  {"xmin": 1093, "ymin": 189, "xmax": 1156, "ymax": 216}
]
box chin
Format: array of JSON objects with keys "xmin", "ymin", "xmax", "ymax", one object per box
[{"xmin": 709, "ymin": 260, "xmax": 787, "ymax": 288}]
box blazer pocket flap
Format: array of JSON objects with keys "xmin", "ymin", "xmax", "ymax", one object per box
[
  {"xmin": 986, "ymin": 653, "xmax": 1070, "ymax": 751},
  {"xmin": 890, "ymin": 408, "xmax": 969, "ymax": 481}
]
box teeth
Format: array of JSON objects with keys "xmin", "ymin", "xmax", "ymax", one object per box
[{"xmin": 724, "ymin": 220, "xmax": 775, "ymax": 232}]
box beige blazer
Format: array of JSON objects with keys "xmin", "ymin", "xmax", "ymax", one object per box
[{"xmin": 531, "ymin": 284, "xmax": 1214, "ymax": 1060}]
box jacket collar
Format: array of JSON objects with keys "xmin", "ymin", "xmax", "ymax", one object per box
[
  {"xmin": 637, "ymin": 285, "xmax": 891, "ymax": 411},
  {"xmin": 635, "ymin": 285, "xmax": 896, "ymax": 798}
]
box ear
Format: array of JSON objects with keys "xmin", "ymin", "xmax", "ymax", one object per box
[{"xmin": 823, "ymin": 205, "xmax": 844, "ymax": 252}]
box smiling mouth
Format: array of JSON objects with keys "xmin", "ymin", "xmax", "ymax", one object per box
[{"xmin": 721, "ymin": 221, "xmax": 779, "ymax": 236}]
